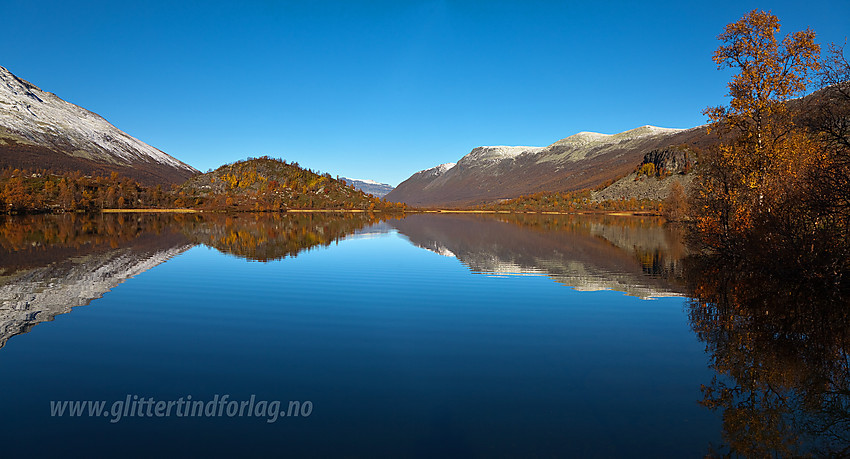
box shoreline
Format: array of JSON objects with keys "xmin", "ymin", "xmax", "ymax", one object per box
[
  {"xmin": 101, "ymin": 208, "xmax": 199, "ymax": 213},
  {"xmin": 419, "ymin": 209, "xmax": 662, "ymax": 217},
  {"xmin": 93, "ymin": 208, "xmax": 661, "ymax": 217}
]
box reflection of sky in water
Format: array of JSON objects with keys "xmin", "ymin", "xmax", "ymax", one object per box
[{"xmin": 0, "ymin": 214, "xmax": 718, "ymax": 456}]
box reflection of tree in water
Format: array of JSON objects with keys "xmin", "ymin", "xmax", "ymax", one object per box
[
  {"xmin": 0, "ymin": 212, "xmax": 392, "ymax": 267},
  {"xmin": 0, "ymin": 212, "xmax": 182, "ymax": 251},
  {"xmin": 0, "ymin": 213, "xmax": 191, "ymax": 276},
  {"xmin": 684, "ymin": 248, "xmax": 850, "ymax": 457},
  {"xmin": 179, "ymin": 212, "xmax": 390, "ymax": 261}
]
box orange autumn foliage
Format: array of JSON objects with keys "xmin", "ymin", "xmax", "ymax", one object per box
[{"xmin": 693, "ymin": 10, "xmax": 823, "ymax": 249}]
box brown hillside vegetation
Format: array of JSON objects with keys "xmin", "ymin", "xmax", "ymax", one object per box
[
  {"xmin": 0, "ymin": 157, "xmax": 408, "ymax": 214},
  {"xmin": 0, "ymin": 136, "xmax": 196, "ymax": 186}
]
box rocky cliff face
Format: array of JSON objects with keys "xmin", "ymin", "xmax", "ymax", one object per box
[
  {"xmin": 640, "ymin": 147, "xmax": 694, "ymax": 173},
  {"xmin": 386, "ymin": 125, "xmax": 712, "ymax": 207},
  {"xmin": 0, "ymin": 65, "xmax": 197, "ymax": 185}
]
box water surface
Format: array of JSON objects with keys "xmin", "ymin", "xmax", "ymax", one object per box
[{"xmin": 0, "ymin": 212, "xmax": 742, "ymax": 456}]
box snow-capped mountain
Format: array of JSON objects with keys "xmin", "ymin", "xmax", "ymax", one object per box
[
  {"xmin": 0, "ymin": 65, "xmax": 197, "ymax": 184},
  {"xmin": 417, "ymin": 162, "xmax": 457, "ymax": 179},
  {"xmin": 385, "ymin": 125, "xmax": 712, "ymax": 207},
  {"xmin": 341, "ymin": 177, "xmax": 394, "ymax": 198},
  {"xmin": 392, "ymin": 162, "xmax": 455, "ymax": 189}
]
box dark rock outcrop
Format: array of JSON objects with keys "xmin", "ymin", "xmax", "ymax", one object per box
[{"xmin": 640, "ymin": 146, "xmax": 694, "ymax": 173}]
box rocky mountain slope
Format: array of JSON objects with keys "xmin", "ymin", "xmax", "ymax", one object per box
[
  {"xmin": 341, "ymin": 177, "xmax": 394, "ymax": 197},
  {"xmin": 386, "ymin": 125, "xmax": 713, "ymax": 207},
  {"xmin": 0, "ymin": 65, "xmax": 197, "ymax": 185},
  {"xmin": 592, "ymin": 146, "xmax": 695, "ymax": 202}
]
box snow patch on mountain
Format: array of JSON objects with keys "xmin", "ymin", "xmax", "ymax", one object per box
[
  {"xmin": 543, "ymin": 125, "xmax": 686, "ymax": 163},
  {"xmin": 552, "ymin": 125, "xmax": 684, "ymax": 148},
  {"xmin": 551, "ymin": 131, "xmax": 610, "ymax": 147},
  {"xmin": 412, "ymin": 162, "xmax": 456, "ymax": 179},
  {"xmin": 462, "ymin": 145, "xmax": 545, "ymax": 163},
  {"xmin": 411, "ymin": 125, "xmax": 685, "ymax": 177}
]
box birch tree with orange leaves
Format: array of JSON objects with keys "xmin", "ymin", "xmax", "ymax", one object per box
[{"xmin": 695, "ymin": 10, "xmax": 821, "ymax": 248}]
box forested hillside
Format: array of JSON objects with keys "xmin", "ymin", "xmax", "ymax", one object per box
[{"xmin": 180, "ymin": 157, "xmax": 405, "ymax": 211}]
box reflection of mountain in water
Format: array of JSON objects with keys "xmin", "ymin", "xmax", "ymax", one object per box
[
  {"xmin": 0, "ymin": 214, "xmax": 194, "ymax": 350},
  {"xmin": 0, "ymin": 243, "xmax": 191, "ymax": 349},
  {"xmin": 0, "ymin": 212, "xmax": 395, "ymax": 349},
  {"xmin": 0, "ymin": 211, "xmax": 683, "ymax": 350},
  {"xmin": 348, "ymin": 221, "xmax": 396, "ymax": 240},
  {"xmin": 391, "ymin": 214, "xmax": 686, "ymax": 298}
]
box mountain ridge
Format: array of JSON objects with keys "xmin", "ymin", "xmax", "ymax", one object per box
[
  {"xmin": 0, "ymin": 65, "xmax": 197, "ymax": 185},
  {"xmin": 385, "ymin": 125, "xmax": 711, "ymax": 207}
]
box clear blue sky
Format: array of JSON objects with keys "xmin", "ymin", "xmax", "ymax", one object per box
[{"xmin": 3, "ymin": 1, "xmax": 848, "ymax": 185}]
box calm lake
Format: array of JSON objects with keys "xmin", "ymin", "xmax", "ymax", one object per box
[{"xmin": 0, "ymin": 212, "xmax": 845, "ymax": 456}]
